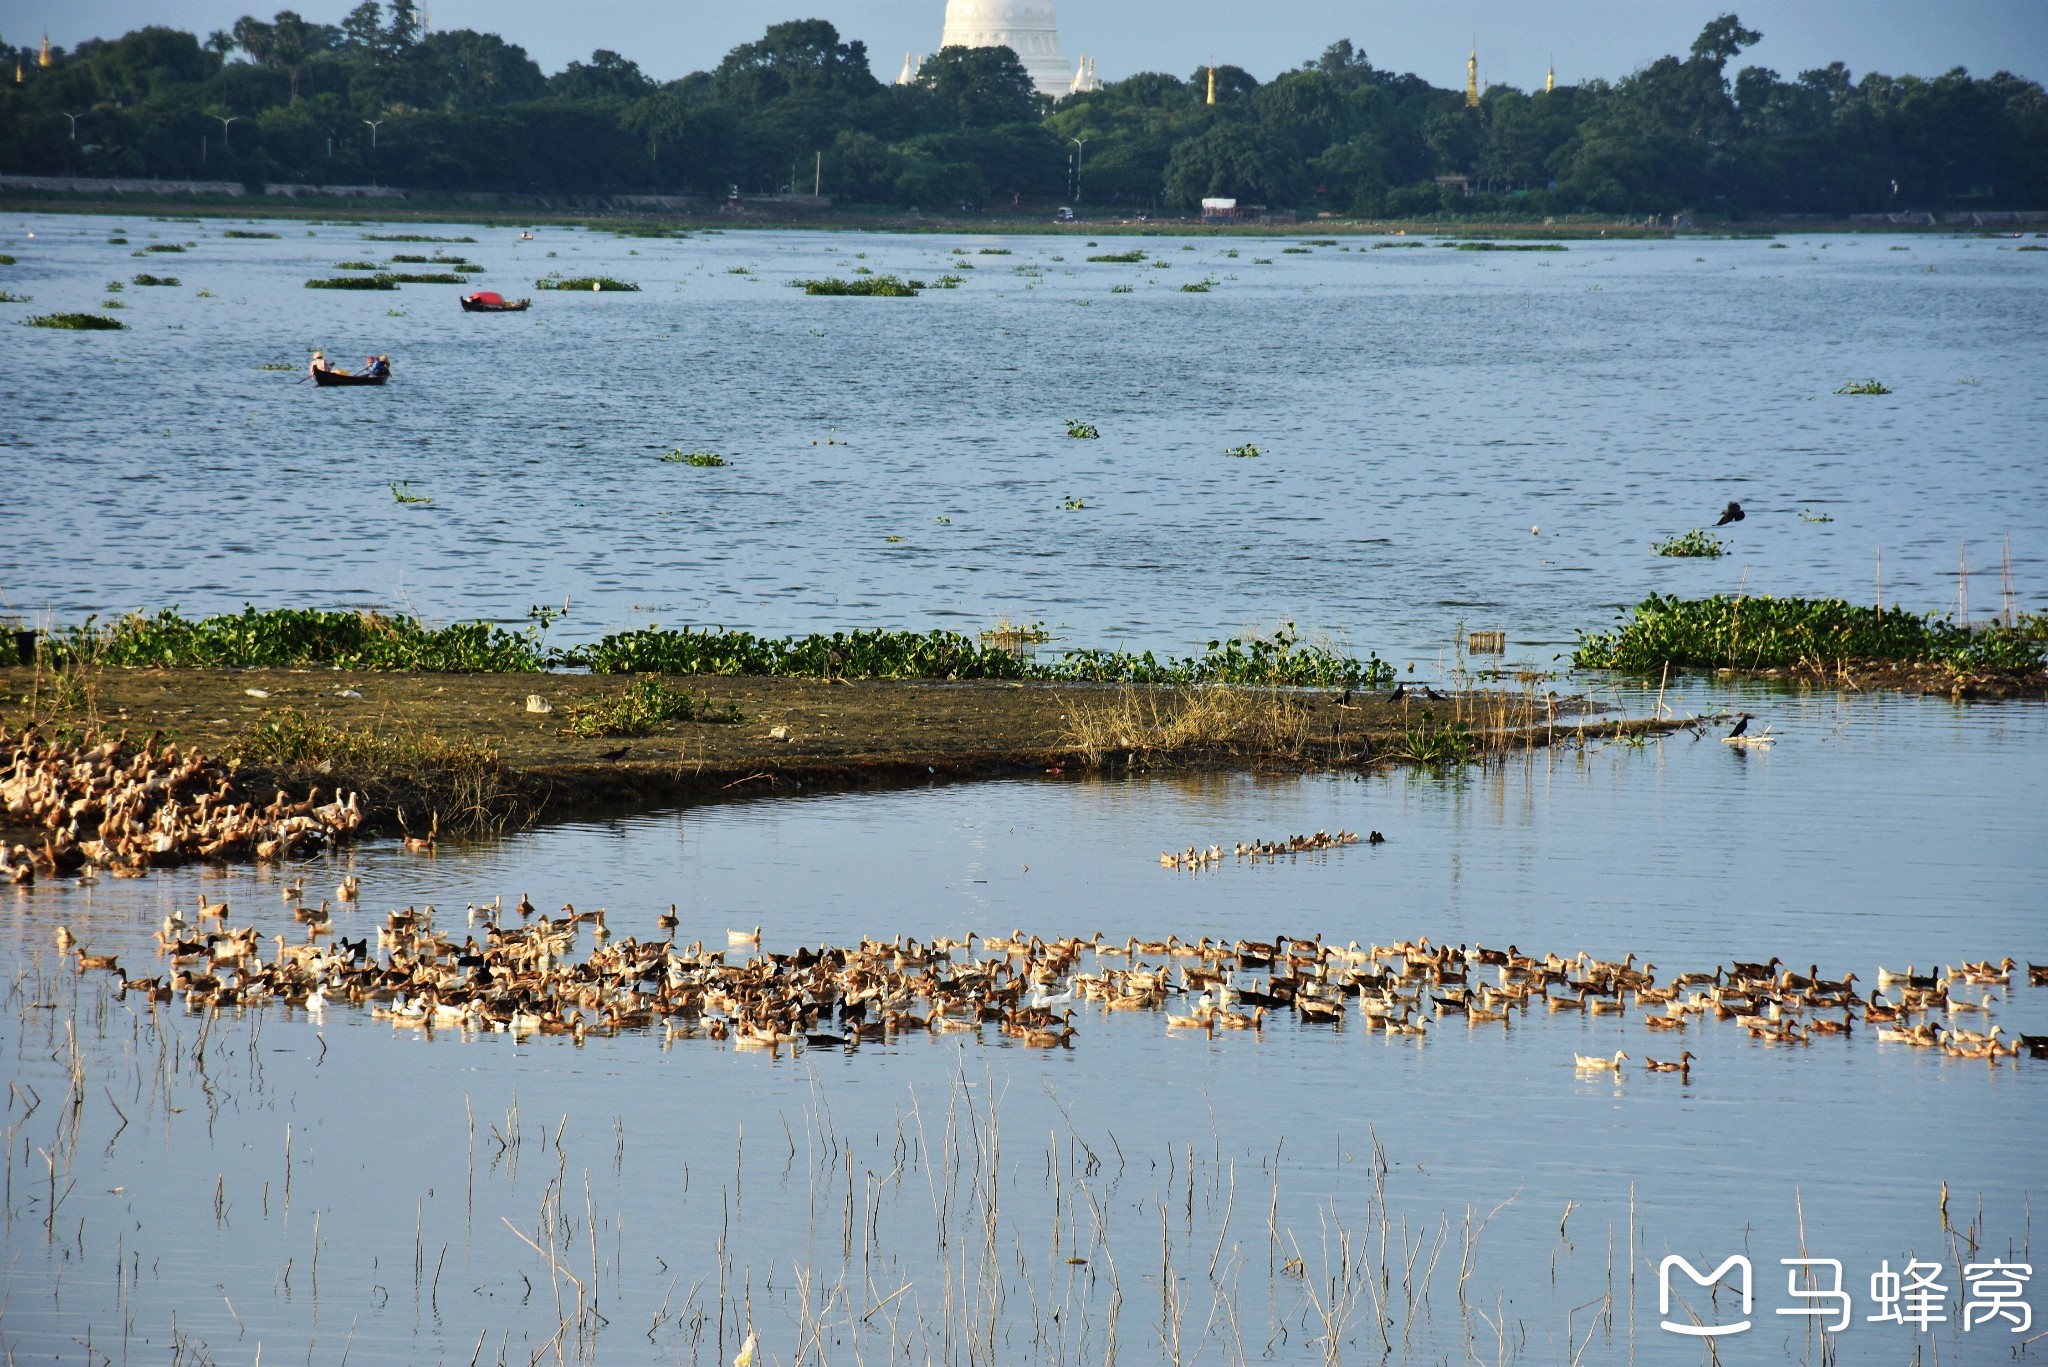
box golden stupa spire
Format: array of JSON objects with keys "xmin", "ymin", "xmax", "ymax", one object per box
[
  {"xmin": 1206, "ymin": 63, "xmax": 1216, "ymax": 105},
  {"xmin": 1546, "ymin": 56, "xmax": 1556, "ymax": 93},
  {"xmin": 40, "ymin": 32, "xmax": 53, "ymax": 68},
  {"xmin": 1465, "ymin": 44, "xmax": 1479, "ymax": 107}
]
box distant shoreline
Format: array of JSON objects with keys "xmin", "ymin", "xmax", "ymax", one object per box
[{"xmin": 6, "ymin": 189, "xmax": 2035, "ymax": 239}]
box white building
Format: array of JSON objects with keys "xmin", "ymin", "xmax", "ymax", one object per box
[{"xmin": 927, "ymin": 1, "xmax": 1082, "ymax": 99}]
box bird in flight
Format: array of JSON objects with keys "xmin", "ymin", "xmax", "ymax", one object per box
[{"xmin": 1715, "ymin": 501, "xmax": 1745, "ymax": 526}]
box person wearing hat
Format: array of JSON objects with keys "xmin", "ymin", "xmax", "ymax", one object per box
[{"xmin": 308, "ymin": 350, "xmax": 327, "ymax": 379}]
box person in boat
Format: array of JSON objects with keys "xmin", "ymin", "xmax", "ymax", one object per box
[
  {"xmin": 371, "ymin": 354, "xmax": 391, "ymax": 378},
  {"xmin": 309, "ymin": 350, "xmax": 352, "ymax": 378}
]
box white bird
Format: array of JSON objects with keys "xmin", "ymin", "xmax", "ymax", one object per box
[{"xmin": 734, "ymin": 1330, "xmax": 758, "ymax": 1367}]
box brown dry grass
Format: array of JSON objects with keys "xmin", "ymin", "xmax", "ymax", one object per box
[{"xmin": 1060, "ymin": 685, "xmax": 1321, "ymax": 766}]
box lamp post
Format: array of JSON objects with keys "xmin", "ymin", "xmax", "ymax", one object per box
[
  {"xmin": 62, "ymin": 111, "xmax": 81, "ymax": 140},
  {"xmin": 1070, "ymin": 136, "xmax": 1089, "ymax": 204},
  {"xmin": 212, "ymin": 114, "xmax": 238, "ymax": 148},
  {"xmin": 363, "ymin": 118, "xmax": 384, "ymax": 149}
]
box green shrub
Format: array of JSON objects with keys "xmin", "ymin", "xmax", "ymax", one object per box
[
  {"xmin": 1573, "ymin": 594, "xmax": 2047, "ymax": 673},
  {"xmin": 54, "ymin": 606, "xmax": 548, "ymax": 672},
  {"xmin": 561, "ymin": 678, "xmax": 744, "ymax": 737}
]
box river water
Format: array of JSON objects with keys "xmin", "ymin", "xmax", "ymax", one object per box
[{"xmin": 1, "ymin": 214, "xmax": 2044, "ymax": 1364}]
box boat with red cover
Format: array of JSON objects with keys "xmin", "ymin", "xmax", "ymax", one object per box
[{"xmin": 461, "ymin": 291, "xmax": 532, "ymax": 313}]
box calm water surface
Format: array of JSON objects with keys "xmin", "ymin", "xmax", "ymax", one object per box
[
  {"xmin": 2, "ymin": 215, "xmax": 2044, "ymax": 657},
  {"xmin": 0, "ymin": 214, "xmax": 2043, "ymax": 1364}
]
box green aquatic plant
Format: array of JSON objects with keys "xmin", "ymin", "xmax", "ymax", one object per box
[
  {"xmin": 561, "ymin": 677, "xmax": 744, "ymax": 738},
  {"xmin": 0, "ymin": 253, "xmax": 16, "ymax": 263},
  {"xmin": 1799, "ymin": 510, "xmax": 1834, "ymax": 523},
  {"xmin": 661, "ymin": 450, "xmax": 726, "ymax": 467},
  {"xmin": 1573, "ymin": 593, "xmax": 2046, "ymax": 673},
  {"xmin": 726, "ymin": 266, "xmax": 752, "ymax": 275},
  {"xmin": 794, "ymin": 275, "xmax": 921, "ymax": 296},
  {"xmin": 1181, "ymin": 278, "xmax": 1216, "ymax": 292},
  {"xmin": 1282, "ymin": 247, "xmax": 1313, "ymax": 254},
  {"xmin": 1087, "ymin": 250, "xmax": 1146, "ymax": 263},
  {"xmin": 569, "ymin": 623, "xmax": 1395, "ymax": 688},
  {"xmin": 1392, "ymin": 711, "xmax": 1474, "ymax": 766},
  {"xmin": 1065, "ymin": 419, "xmax": 1100, "ymax": 439},
  {"xmin": 1454, "ymin": 242, "xmax": 1567, "ymax": 252},
  {"xmin": 223, "ymin": 229, "xmax": 280, "ymax": 239},
  {"xmin": 53, "ymin": 606, "xmax": 549, "ymax": 672},
  {"xmin": 978, "ymin": 247, "xmax": 1012, "ymax": 255},
  {"xmin": 390, "ymin": 481, "xmax": 433, "ymax": 505},
  {"xmin": 144, "ymin": 243, "xmax": 187, "ymax": 253},
  {"xmin": 306, "ymin": 275, "xmax": 398, "ymax": 290},
  {"xmin": 388, "ymin": 272, "xmax": 466, "ymax": 284},
  {"xmin": 536, "ymin": 275, "xmax": 640, "ymax": 291},
  {"xmin": 102, "ymin": 298, "xmax": 126, "ymax": 308},
  {"xmin": 933, "ymin": 274, "xmax": 967, "ymax": 288},
  {"xmin": 0, "ymin": 291, "xmax": 29, "ymax": 303},
  {"xmin": 104, "ymin": 279, "xmax": 124, "ymax": 292},
  {"xmin": 254, "ymin": 361, "xmax": 297, "ymax": 371},
  {"xmin": 131, "ymin": 273, "xmax": 180, "ymax": 286},
  {"xmin": 335, "ymin": 260, "xmax": 382, "ymax": 270},
  {"xmin": 24, "ymin": 312, "xmax": 125, "ymax": 330},
  {"xmin": 1110, "ymin": 284, "xmax": 1134, "ymax": 293},
  {"xmin": 1651, "ymin": 529, "xmax": 1727, "ymax": 558},
  {"xmin": 1225, "ymin": 444, "xmax": 1262, "ymax": 458},
  {"xmin": 364, "ymin": 233, "xmax": 476, "ymax": 243},
  {"xmin": 1062, "ymin": 496, "xmax": 1087, "ymax": 509},
  {"xmin": 1836, "ymin": 379, "xmax": 1892, "ymax": 395}
]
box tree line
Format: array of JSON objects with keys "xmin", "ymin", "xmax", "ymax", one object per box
[{"xmin": 4, "ymin": 7, "xmax": 2043, "ymax": 217}]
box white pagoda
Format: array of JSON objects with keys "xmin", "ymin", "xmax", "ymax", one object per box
[{"xmin": 937, "ymin": 1, "xmax": 1081, "ymax": 99}]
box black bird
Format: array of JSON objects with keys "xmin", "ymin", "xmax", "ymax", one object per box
[
  {"xmin": 1726, "ymin": 714, "xmax": 1752, "ymax": 739},
  {"xmin": 1715, "ymin": 501, "xmax": 1745, "ymax": 526},
  {"xmin": 1367, "ymin": 831, "xmax": 1386, "ymax": 845},
  {"xmin": 1390, "ymin": 682, "xmax": 1407, "ymax": 701},
  {"xmin": 597, "ymin": 744, "xmax": 631, "ymax": 762}
]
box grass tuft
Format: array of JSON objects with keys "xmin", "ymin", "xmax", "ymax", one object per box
[{"xmin": 560, "ymin": 677, "xmax": 744, "ymax": 737}]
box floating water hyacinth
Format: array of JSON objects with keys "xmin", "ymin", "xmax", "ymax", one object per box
[{"xmin": 1650, "ymin": 529, "xmax": 1726, "ymax": 558}]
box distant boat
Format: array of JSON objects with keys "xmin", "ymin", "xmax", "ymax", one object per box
[
  {"xmin": 461, "ymin": 291, "xmax": 531, "ymax": 313},
  {"xmin": 312, "ymin": 367, "xmax": 388, "ymax": 387}
]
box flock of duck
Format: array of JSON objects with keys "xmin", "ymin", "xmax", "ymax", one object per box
[
  {"xmin": 1161, "ymin": 829, "xmax": 1382, "ymax": 870},
  {"xmin": 1, "ymin": 728, "xmax": 362, "ymax": 882},
  {"xmin": 54, "ymin": 890, "xmax": 2048, "ymax": 1066}
]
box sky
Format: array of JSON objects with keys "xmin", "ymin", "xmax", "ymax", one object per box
[{"xmin": 19, "ymin": 0, "xmax": 2048, "ymax": 90}]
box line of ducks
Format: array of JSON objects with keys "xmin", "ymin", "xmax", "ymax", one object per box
[
  {"xmin": 2, "ymin": 727, "xmax": 363, "ymax": 882},
  {"xmin": 1161, "ymin": 829, "xmax": 1382, "ymax": 870},
  {"xmin": 53, "ymin": 900, "xmax": 2047, "ymax": 1066}
]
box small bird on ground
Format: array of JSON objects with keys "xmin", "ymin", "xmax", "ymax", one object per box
[
  {"xmin": 1726, "ymin": 714, "xmax": 1752, "ymax": 739},
  {"xmin": 597, "ymin": 744, "xmax": 631, "ymax": 762},
  {"xmin": 1715, "ymin": 501, "xmax": 1745, "ymax": 526}
]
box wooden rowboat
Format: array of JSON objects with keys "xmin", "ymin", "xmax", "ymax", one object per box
[{"xmin": 312, "ymin": 368, "xmax": 387, "ymax": 387}]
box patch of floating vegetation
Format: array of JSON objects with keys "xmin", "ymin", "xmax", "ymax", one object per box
[
  {"xmin": 1088, "ymin": 249, "xmax": 1146, "ymax": 263},
  {"xmin": 1066, "ymin": 419, "xmax": 1100, "ymax": 439},
  {"xmin": 23, "ymin": 312, "xmax": 124, "ymax": 330},
  {"xmin": 0, "ymin": 253, "xmax": 16, "ymax": 264},
  {"xmin": 334, "ymin": 260, "xmax": 381, "ymax": 270},
  {"xmin": 389, "ymin": 271, "xmax": 466, "ymax": 284},
  {"xmin": 142, "ymin": 243, "xmax": 187, "ymax": 253},
  {"xmin": 45, "ymin": 606, "xmax": 548, "ymax": 672},
  {"xmin": 0, "ymin": 290, "xmax": 29, "ymax": 303},
  {"xmin": 130, "ymin": 273, "xmax": 179, "ymax": 286},
  {"xmin": 573, "ymin": 624, "xmax": 1395, "ymax": 688},
  {"xmin": 1837, "ymin": 378, "xmax": 1892, "ymax": 395},
  {"xmin": 795, "ymin": 275, "xmax": 922, "ymax": 296},
  {"xmin": 1451, "ymin": 241, "xmax": 1568, "ymax": 251},
  {"xmin": 537, "ymin": 275, "xmax": 639, "ymax": 291},
  {"xmin": 222, "ymin": 228, "xmax": 280, "ymax": 238},
  {"xmin": 1650, "ymin": 529, "xmax": 1727, "ymax": 558},
  {"xmin": 1181, "ymin": 277, "xmax": 1216, "ymax": 292},
  {"xmin": 1574, "ymin": 593, "xmax": 2047, "ymax": 673},
  {"xmin": 978, "ymin": 247, "xmax": 1012, "ymax": 255},
  {"xmin": 390, "ymin": 481, "xmax": 433, "ymax": 505},
  {"xmin": 307, "ymin": 274, "xmax": 398, "ymax": 290},
  {"xmin": 661, "ymin": 450, "xmax": 726, "ymax": 466},
  {"xmin": 1225, "ymin": 444, "xmax": 1262, "ymax": 458},
  {"xmin": 1110, "ymin": 283, "xmax": 1134, "ymax": 292},
  {"xmin": 364, "ymin": 233, "xmax": 476, "ymax": 243},
  {"xmin": 254, "ymin": 361, "xmax": 297, "ymax": 371},
  {"xmin": 561, "ymin": 677, "xmax": 744, "ymax": 738}
]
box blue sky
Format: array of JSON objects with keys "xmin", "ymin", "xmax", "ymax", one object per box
[{"xmin": 26, "ymin": 1, "xmax": 2048, "ymax": 88}]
